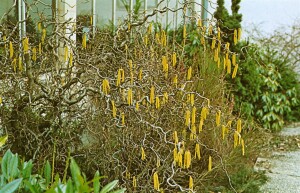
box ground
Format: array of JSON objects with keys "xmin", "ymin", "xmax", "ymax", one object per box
[{"xmin": 255, "ymin": 123, "xmax": 300, "ymax": 193}]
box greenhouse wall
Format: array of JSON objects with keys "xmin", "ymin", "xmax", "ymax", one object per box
[{"xmin": 1, "ymin": 0, "xmax": 206, "ymax": 30}]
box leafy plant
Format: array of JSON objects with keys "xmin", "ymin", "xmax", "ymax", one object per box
[{"xmin": 0, "ymin": 149, "xmax": 126, "ymax": 193}]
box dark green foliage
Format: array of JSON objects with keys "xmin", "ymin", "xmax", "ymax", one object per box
[
  {"xmin": 214, "ymin": 0, "xmax": 242, "ymax": 50},
  {"xmin": 232, "ymin": 44, "xmax": 299, "ymax": 131}
]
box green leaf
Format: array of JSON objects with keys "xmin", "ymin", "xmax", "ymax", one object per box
[
  {"xmin": 1, "ymin": 149, "xmax": 12, "ymax": 179},
  {"xmin": 110, "ymin": 188, "xmax": 126, "ymax": 193},
  {"xmin": 70, "ymin": 158, "xmax": 84, "ymax": 189},
  {"xmin": 24, "ymin": 180, "xmax": 38, "ymax": 193},
  {"xmin": 0, "ymin": 178, "xmax": 22, "ymax": 193},
  {"xmin": 44, "ymin": 161, "xmax": 51, "ymax": 187},
  {"xmin": 100, "ymin": 180, "xmax": 118, "ymax": 193},
  {"xmin": 66, "ymin": 179, "xmax": 74, "ymax": 193},
  {"xmin": 9, "ymin": 154, "xmax": 19, "ymax": 179},
  {"xmin": 0, "ymin": 135, "xmax": 8, "ymax": 148},
  {"xmin": 93, "ymin": 171, "xmax": 100, "ymax": 193},
  {"xmin": 22, "ymin": 160, "xmax": 33, "ymax": 179}
]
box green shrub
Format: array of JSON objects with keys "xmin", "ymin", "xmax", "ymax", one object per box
[
  {"xmin": 233, "ymin": 44, "xmax": 299, "ymax": 131},
  {"xmin": 0, "ymin": 149, "xmax": 125, "ymax": 193}
]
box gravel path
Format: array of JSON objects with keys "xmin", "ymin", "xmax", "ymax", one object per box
[{"xmin": 256, "ymin": 126, "xmax": 300, "ymax": 193}]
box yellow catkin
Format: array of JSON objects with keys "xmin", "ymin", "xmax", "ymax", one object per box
[
  {"xmin": 125, "ymin": 170, "xmax": 131, "ymax": 179},
  {"xmin": 189, "ymin": 176, "xmax": 193, "ymax": 191},
  {"xmin": 125, "ymin": 44, "xmax": 128, "ymax": 58},
  {"xmin": 195, "ymin": 144, "xmax": 201, "ymax": 160},
  {"xmin": 150, "ymin": 86, "xmax": 155, "ymax": 104},
  {"xmin": 32, "ymin": 47, "xmax": 37, "ymax": 61},
  {"xmin": 116, "ymin": 69, "xmax": 123, "ymax": 86},
  {"xmin": 226, "ymin": 42, "xmax": 230, "ymax": 51},
  {"xmin": 0, "ymin": 97, "xmax": 2, "ymax": 104},
  {"xmin": 127, "ymin": 88, "xmax": 133, "ymax": 106},
  {"xmin": 208, "ymin": 156, "xmax": 212, "ymax": 171},
  {"xmin": 141, "ymin": 147, "xmax": 146, "ymax": 160},
  {"xmin": 192, "ymin": 106, "xmax": 196, "ymax": 125},
  {"xmin": 64, "ymin": 46, "xmax": 68, "ymax": 62},
  {"xmin": 216, "ymin": 110, "xmax": 221, "ymax": 126},
  {"xmin": 155, "ymin": 33, "xmax": 161, "ymax": 44},
  {"xmin": 232, "ymin": 53, "xmax": 236, "ymax": 66},
  {"xmin": 42, "ymin": 29, "xmax": 46, "ymax": 44},
  {"xmin": 156, "ymin": 157, "xmax": 160, "ymax": 168},
  {"xmin": 102, "ymin": 79, "xmax": 110, "ymax": 95},
  {"xmin": 227, "ymin": 120, "xmax": 232, "ymax": 128},
  {"xmin": 223, "ymin": 57, "xmax": 227, "ymax": 70},
  {"xmin": 155, "ymin": 96, "xmax": 160, "ymax": 109},
  {"xmin": 190, "ymin": 94, "xmax": 195, "ymax": 106},
  {"xmin": 23, "ymin": 37, "xmax": 29, "ymax": 53},
  {"xmin": 163, "ymin": 92, "xmax": 168, "ymax": 104},
  {"xmin": 82, "ymin": 33, "xmax": 87, "ymax": 49},
  {"xmin": 18, "ymin": 57, "xmax": 23, "ymax": 72},
  {"xmin": 9, "ymin": 41, "xmax": 13, "ymax": 59},
  {"xmin": 161, "ymin": 30, "xmax": 167, "ymax": 47},
  {"xmin": 201, "ymin": 35, "xmax": 205, "ymax": 46},
  {"xmin": 211, "ymin": 38, "xmax": 216, "ymax": 50},
  {"xmin": 217, "ymin": 57, "xmax": 221, "ymax": 68},
  {"xmin": 12, "ymin": 58, "xmax": 17, "ymax": 72},
  {"xmin": 237, "ymin": 119, "xmax": 242, "ymax": 133},
  {"xmin": 128, "ymin": 59, "xmax": 133, "ymax": 71},
  {"xmin": 135, "ymin": 102, "xmax": 139, "ymax": 111},
  {"xmin": 90, "ymin": 16, "xmax": 93, "ymax": 25},
  {"xmin": 178, "ymin": 151, "xmax": 183, "ymax": 167},
  {"xmin": 190, "ymin": 125, "xmax": 196, "ymax": 140},
  {"xmin": 69, "ymin": 52, "xmax": 73, "ymax": 67},
  {"xmin": 234, "ymin": 29, "xmax": 238, "ymax": 45},
  {"xmin": 173, "ymin": 131, "xmax": 179, "ymax": 144},
  {"xmin": 200, "ymin": 107, "xmax": 208, "ymax": 120},
  {"xmin": 222, "ymin": 125, "xmax": 226, "ymax": 140},
  {"xmin": 153, "ymin": 172, "xmax": 160, "ymax": 191},
  {"xmin": 173, "ymin": 75, "xmax": 178, "ymax": 87},
  {"xmin": 186, "ymin": 94, "xmax": 191, "ymax": 105},
  {"xmin": 234, "ymin": 131, "xmax": 239, "ymax": 148},
  {"xmin": 187, "ymin": 66, "xmax": 192, "ymax": 80},
  {"xmin": 199, "ymin": 119, "xmax": 203, "ymax": 132},
  {"xmin": 214, "ymin": 48, "xmax": 219, "ymax": 62},
  {"xmin": 138, "ymin": 69, "xmax": 143, "ymax": 81},
  {"xmin": 208, "ymin": 24, "xmax": 213, "ymax": 35},
  {"xmin": 127, "ymin": 22, "xmax": 131, "ymax": 31},
  {"xmin": 172, "ymin": 52, "xmax": 177, "ymax": 67},
  {"xmin": 38, "ymin": 22, "xmax": 42, "ymax": 32},
  {"xmin": 133, "ymin": 176, "xmax": 137, "ymax": 188},
  {"xmin": 144, "ymin": 34, "xmax": 148, "ymax": 46},
  {"xmin": 184, "ymin": 150, "xmax": 191, "ymax": 169},
  {"xmin": 241, "ymin": 139, "xmax": 245, "ymax": 156},
  {"xmin": 173, "ymin": 148, "xmax": 178, "ymax": 165},
  {"xmin": 217, "ymin": 27, "xmax": 221, "ymax": 40},
  {"xmin": 130, "ymin": 72, "xmax": 134, "ymax": 85},
  {"xmin": 218, "ymin": 41, "xmax": 221, "ymax": 53},
  {"xmin": 162, "ymin": 56, "xmax": 168, "ymax": 78},
  {"xmin": 185, "ymin": 110, "xmax": 191, "ymax": 126},
  {"xmin": 238, "ymin": 28, "xmax": 242, "ymax": 41},
  {"xmin": 121, "ymin": 112, "xmax": 125, "ymax": 126},
  {"xmin": 227, "ymin": 58, "xmax": 231, "ymax": 74},
  {"xmin": 148, "ymin": 23, "xmax": 152, "ymax": 34},
  {"xmin": 183, "ymin": 25, "xmax": 187, "ymax": 39},
  {"xmin": 39, "ymin": 43, "xmax": 42, "ymax": 54},
  {"xmin": 232, "ymin": 64, "xmax": 238, "ymax": 79},
  {"xmin": 197, "ymin": 19, "xmax": 202, "ymax": 28},
  {"xmin": 111, "ymin": 100, "xmax": 117, "ymax": 118}
]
